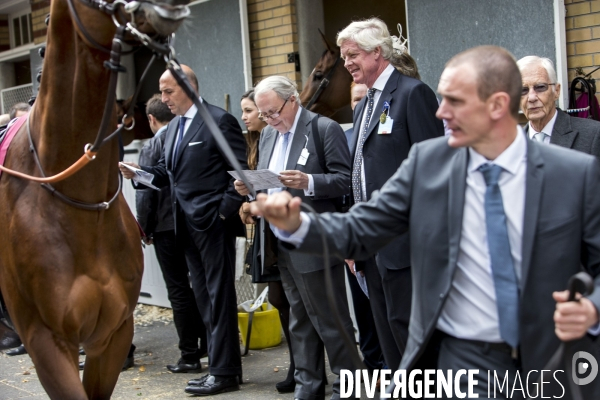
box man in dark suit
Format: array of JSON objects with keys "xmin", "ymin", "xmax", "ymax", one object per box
[
  {"xmin": 251, "ymin": 46, "xmax": 600, "ymax": 398},
  {"xmin": 120, "ymin": 65, "xmax": 247, "ymax": 396},
  {"xmin": 518, "ymin": 55, "xmax": 600, "ymax": 157},
  {"xmin": 135, "ymin": 94, "xmax": 207, "ymax": 374},
  {"xmin": 336, "ymin": 17, "xmax": 445, "ymax": 372},
  {"xmin": 234, "ymin": 75, "xmax": 357, "ymax": 400}
]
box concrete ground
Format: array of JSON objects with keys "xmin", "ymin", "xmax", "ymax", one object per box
[{"xmin": 0, "ymin": 313, "xmax": 343, "ymax": 400}]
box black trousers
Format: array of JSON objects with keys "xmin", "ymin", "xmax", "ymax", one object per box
[
  {"xmin": 179, "ymin": 215, "xmax": 242, "ymax": 376},
  {"xmin": 362, "ymin": 258, "xmax": 412, "ymax": 372},
  {"xmin": 344, "ymin": 265, "xmax": 385, "ymax": 371},
  {"xmin": 153, "ymin": 229, "xmax": 207, "ymax": 362}
]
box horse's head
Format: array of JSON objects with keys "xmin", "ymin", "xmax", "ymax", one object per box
[
  {"xmin": 131, "ymin": 0, "xmax": 191, "ymax": 36},
  {"xmin": 299, "ymin": 31, "xmax": 352, "ymax": 117},
  {"xmin": 65, "ymin": 0, "xmax": 190, "ymax": 49}
]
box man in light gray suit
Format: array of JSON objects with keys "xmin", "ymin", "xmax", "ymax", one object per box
[
  {"xmin": 518, "ymin": 55, "xmax": 600, "ymax": 157},
  {"xmin": 234, "ymin": 76, "xmax": 357, "ymax": 400},
  {"xmin": 250, "ymin": 46, "xmax": 600, "ymax": 398}
]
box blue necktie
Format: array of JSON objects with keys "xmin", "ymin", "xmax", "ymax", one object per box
[
  {"xmin": 479, "ymin": 163, "xmax": 520, "ymax": 348},
  {"xmin": 276, "ymin": 132, "xmax": 290, "ymax": 173},
  {"xmin": 173, "ymin": 116, "xmax": 186, "ymax": 167},
  {"xmin": 352, "ymin": 88, "xmax": 376, "ymax": 203}
]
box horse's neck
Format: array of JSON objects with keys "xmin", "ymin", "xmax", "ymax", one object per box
[{"xmin": 31, "ymin": 0, "xmax": 119, "ymax": 196}]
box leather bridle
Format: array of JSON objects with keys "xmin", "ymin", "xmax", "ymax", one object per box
[
  {"xmin": 0, "ymin": 0, "xmax": 178, "ymax": 211},
  {"xmin": 304, "ymin": 54, "xmax": 341, "ymax": 110}
]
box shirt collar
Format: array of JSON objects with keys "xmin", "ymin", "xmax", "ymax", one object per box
[
  {"xmin": 182, "ymin": 96, "xmax": 203, "ymax": 120},
  {"xmin": 155, "ymin": 125, "xmax": 168, "ymax": 136},
  {"xmin": 283, "ymin": 105, "xmax": 303, "ymax": 136},
  {"xmin": 527, "ymin": 109, "xmax": 557, "ymax": 139},
  {"xmin": 468, "ymin": 125, "xmax": 527, "ymax": 176},
  {"xmin": 371, "ymin": 63, "xmax": 395, "ymax": 93}
]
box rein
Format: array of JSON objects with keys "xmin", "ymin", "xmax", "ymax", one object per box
[
  {"xmin": 305, "ymin": 55, "xmax": 341, "ymax": 110},
  {"xmin": 0, "ymin": 0, "xmax": 173, "ymax": 211}
]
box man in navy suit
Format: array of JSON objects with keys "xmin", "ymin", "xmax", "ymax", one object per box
[
  {"xmin": 337, "ymin": 18, "xmax": 444, "ymax": 372},
  {"xmin": 120, "ymin": 65, "xmax": 247, "ymax": 396}
]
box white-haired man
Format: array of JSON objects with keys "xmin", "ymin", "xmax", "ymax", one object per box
[
  {"xmin": 518, "ymin": 56, "xmax": 600, "ymax": 157},
  {"xmin": 337, "ymin": 17, "xmax": 445, "ymax": 372},
  {"xmin": 234, "ymin": 75, "xmax": 357, "ymax": 400}
]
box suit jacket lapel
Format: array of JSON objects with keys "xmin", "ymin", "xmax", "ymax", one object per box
[
  {"xmin": 351, "ymin": 98, "xmax": 367, "ymax": 157},
  {"xmin": 364, "ymin": 69, "xmax": 399, "ymax": 141},
  {"xmin": 521, "ymin": 141, "xmax": 544, "ymax": 289},
  {"xmin": 174, "ymin": 111, "xmax": 205, "ymax": 167},
  {"xmin": 287, "ymin": 108, "xmax": 311, "ymax": 170},
  {"xmin": 448, "ymin": 148, "xmax": 468, "ymax": 274},
  {"xmin": 258, "ymin": 127, "xmax": 278, "ymax": 170},
  {"xmin": 550, "ymin": 109, "xmax": 577, "ymax": 149},
  {"xmin": 164, "ymin": 120, "xmax": 178, "ymax": 170}
]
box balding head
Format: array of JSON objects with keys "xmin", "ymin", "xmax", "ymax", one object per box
[{"xmin": 159, "ymin": 64, "xmax": 198, "ymax": 116}]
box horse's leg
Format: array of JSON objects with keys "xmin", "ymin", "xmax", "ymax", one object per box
[
  {"xmin": 24, "ymin": 326, "xmax": 87, "ymax": 400},
  {"xmin": 82, "ymin": 316, "xmax": 134, "ymax": 400}
]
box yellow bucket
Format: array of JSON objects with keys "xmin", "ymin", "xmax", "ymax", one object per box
[{"xmin": 238, "ymin": 303, "xmax": 282, "ymax": 350}]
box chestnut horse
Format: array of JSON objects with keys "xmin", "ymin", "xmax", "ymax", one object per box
[
  {"xmin": 299, "ymin": 31, "xmax": 352, "ymax": 118},
  {"xmin": 0, "ymin": 0, "xmax": 188, "ymax": 399}
]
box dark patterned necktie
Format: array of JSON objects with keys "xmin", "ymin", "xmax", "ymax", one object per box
[
  {"xmin": 479, "ymin": 163, "xmax": 520, "ymax": 348},
  {"xmin": 352, "ymin": 88, "xmax": 376, "ymax": 204}
]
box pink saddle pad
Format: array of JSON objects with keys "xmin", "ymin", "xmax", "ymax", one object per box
[{"xmin": 0, "ymin": 115, "xmax": 27, "ymax": 179}]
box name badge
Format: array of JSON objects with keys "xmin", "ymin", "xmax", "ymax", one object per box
[
  {"xmin": 298, "ymin": 148, "xmax": 309, "ymax": 165},
  {"xmin": 378, "ymin": 116, "xmax": 393, "ymax": 134}
]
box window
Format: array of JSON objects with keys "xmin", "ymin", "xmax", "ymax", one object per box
[{"xmin": 10, "ymin": 10, "xmax": 33, "ymax": 48}]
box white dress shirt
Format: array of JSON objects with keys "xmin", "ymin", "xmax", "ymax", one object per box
[
  {"xmin": 527, "ymin": 110, "xmax": 557, "ymax": 144},
  {"xmin": 171, "ymin": 98, "xmax": 202, "ymax": 160},
  {"xmin": 354, "ymin": 63, "xmax": 395, "ymax": 201},
  {"xmin": 267, "ymin": 106, "xmax": 315, "ymax": 196},
  {"xmin": 436, "ymin": 126, "xmax": 526, "ymax": 342}
]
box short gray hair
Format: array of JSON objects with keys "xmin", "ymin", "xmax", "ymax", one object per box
[
  {"xmin": 336, "ymin": 18, "xmax": 394, "ymax": 61},
  {"xmin": 516, "ymin": 56, "xmax": 557, "ymax": 84},
  {"xmin": 254, "ymin": 76, "xmax": 299, "ymax": 100}
]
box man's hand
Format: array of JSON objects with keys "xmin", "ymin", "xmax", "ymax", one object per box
[
  {"xmin": 279, "ymin": 170, "xmax": 309, "ymax": 190},
  {"xmin": 239, "ymin": 202, "xmax": 256, "ymax": 225},
  {"xmin": 119, "ymin": 161, "xmax": 140, "ymax": 180},
  {"xmin": 553, "ymin": 290, "xmax": 600, "ymax": 341},
  {"xmin": 234, "ymin": 179, "xmax": 250, "ymax": 196},
  {"xmin": 142, "ymin": 236, "xmax": 154, "ymax": 246},
  {"xmin": 249, "ymin": 192, "xmax": 302, "ymax": 233},
  {"xmin": 345, "ymin": 259, "xmax": 364, "ymax": 277}
]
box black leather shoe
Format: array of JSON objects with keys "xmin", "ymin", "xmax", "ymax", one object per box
[
  {"xmin": 167, "ymin": 358, "xmax": 202, "ymax": 373},
  {"xmin": 188, "ymin": 372, "xmax": 243, "ymax": 386},
  {"xmin": 184, "ymin": 375, "xmax": 239, "ymax": 396},
  {"xmin": 6, "ymin": 344, "xmax": 27, "ymax": 356},
  {"xmin": 0, "ymin": 330, "xmax": 21, "ymax": 351},
  {"xmin": 275, "ymin": 376, "xmax": 296, "ymax": 393},
  {"xmin": 79, "ymin": 355, "xmax": 134, "ymax": 371}
]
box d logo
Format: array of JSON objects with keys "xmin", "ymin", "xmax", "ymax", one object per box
[{"xmin": 572, "ymin": 351, "xmax": 599, "ymax": 385}]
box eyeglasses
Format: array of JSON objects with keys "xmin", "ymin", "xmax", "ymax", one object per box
[
  {"xmin": 521, "ymin": 83, "xmax": 556, "ymax": 97},
  {"xmin": 258, "ymin": 98, "xmax": 288, "ymax": 121}
]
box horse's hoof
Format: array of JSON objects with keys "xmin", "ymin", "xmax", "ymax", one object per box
[{"xmin": 5, "ymin": 344, "xmax": 27, "ymax": 356}]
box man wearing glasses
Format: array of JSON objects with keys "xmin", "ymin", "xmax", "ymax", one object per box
[
  {"xmin": 518, "ymin": 56, "xmax": 600, "ymax": 157},
  {"xmin": 234, "ymin": 75, "xmax": 357, "ymax": 400}
]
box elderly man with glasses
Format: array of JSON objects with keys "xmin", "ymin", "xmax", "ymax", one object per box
[
  {"xmin": 518, "ymin": 56, "xmax": 600, "ymax": 157},
  {"xmin": 234, "ymin": 75, "xmax": 358, "ymax": 400}
]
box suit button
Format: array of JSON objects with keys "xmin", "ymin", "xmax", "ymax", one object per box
[
  {"xmin": 439, "ymin": 293, "xmax": 445, "ymax": 299},
  {"xmin": 174, "ymin": 182, "xmax": 177, "ymax": 187}
]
